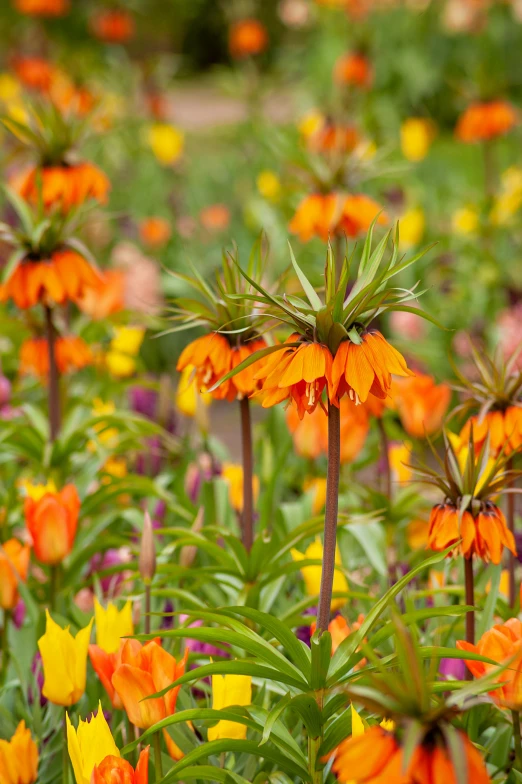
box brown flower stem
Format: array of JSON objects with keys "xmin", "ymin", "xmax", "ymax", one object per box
[
  {"xmin": 317, "ymin": 402, "xmax": 341, "ymax": 633},
  {"xmin": 507, "ymin": 456, "xmax": 516, "ymax": 608},
  {"xmin": 144, "ymin": 582, "xmax": 151, "ymax": 635},
  {"xmin": 513, "ymin": 710, "xmax": 522, "ymax": 772},
  {"xmin": 239, "ymin": 396, "xmax": 254, "ymax": 552},
  {"xmin": 63, "ymin": 709, "xmax": 69, "ymax": 784},
  {"xmin": 45, "ymin": 305, "xmax": 61, "ymax": 442},
  {"xmin": 464, "ymin": 557, "xmax": 475, "ymax": 653},
  {"xmin": 153, "ymin": 731, "xmax": 163, "ymax": 782}
]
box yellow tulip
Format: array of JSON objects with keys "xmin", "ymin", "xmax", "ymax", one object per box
[
  {"xmin": 291, "ymin": 537, "xmax": 348, "ymax": 611},
  {"xmin": 176, "ymin": 365, "xmax": 211, "ymax": 419},
  {"xmin": 105, "ymin": 351, "xmax": 137, "ymax": 378},
  {"xmin": 452, "ymin": 206, "xmax": 478, "ymax": 236},
  {"xmin": 19, "ymin": 479, "xmax": 57, "ymax": 501},
  {"xmin": 208, "ymin": 673, "xmax": 252, "ymax": 741},
  {"xmin": 0, "ymin": 720, "xmax": 38, "ymax": 784},
  {"xmin": 110, "ymin": 326, "xmax": 145, "ymax": 357},
  {"xmin": 400, "ymin": 117, "xmax": 434, "ymax": 162},
  {"xmin": 67, "ymin": 703, "xmax": 120, "ymax": 784},
  {"xmin": 304, "ymin": 477, "xmax": 327, "ymax": 515},
  {"xmin": 94, "ymin": 598, "xmax": 133, "ymax": 654},
  {"xmin": 0, "ymin": 74, "xmax": 20, "ymax": 103},
  {"xmin": 399, "ymin": 207, "xmax": 425, "ymax": 249},
  {"xmin": 222, "ymin": 463, "xmax": 260, "ymax": 513},
  {"xmin": 256, "ymin": 170, "xmax": 281, "ymax": 202},
  {"xmin": 38, "ymin": 610, "xmax": 93, "ymax": 706},
  {"xmin": 389, "ymin": 442, "xmax": 412, "ymax": 485},
  {"xmin": 148, "ymin": 123, "xmax": 184, "ymax": 165}
]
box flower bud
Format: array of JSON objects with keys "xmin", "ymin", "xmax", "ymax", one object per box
[{"xmin": 139, "ymin": 510, "xmax": 156, "ymax": 582}]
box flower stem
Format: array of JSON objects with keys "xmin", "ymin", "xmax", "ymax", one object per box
[
  {"xmin": 45, "ymin": 305, "xmax": 61, "ymax": 442},
  {"xmin": 464, "ymin": 556, "xmax": 475, "ymax": 655},
  {"xmin": 49, "ymin": 565, "xmax": 59, "ymax": 612},
  {"xmin": 63, "ymin": 709, "xmax": 69, "ymax": 784},
  {"xmin": 144, "ymin": 582, "xmax": 151, "ymax": 635},
  {"xmin": 153, "ymin": 731, "xmax": 163, "ymax": 782},
  {"xmin": 239, "ymin": 396, "xmax": 254, "ymax": 552},
  {"xmin": 0, "ymin": 610, "xmax": 9, "ymax": 684},
  {"xmin": 507, "ymin": 456, "xmax": 516, "ymax": 608},
  {"xmin": 377, "ymin": 418, "xmax": 392, "ymax": 500},
  {"xmin": 317, "ymin": 401, "xmax": 341, "ymax": 633},
  {"xmin": 308, "ymin": 733, "xmax": 322, "ymax": 784},
  {"xmin": 513, "ymin": 711, "xmax": 522, "ymax": 772}
]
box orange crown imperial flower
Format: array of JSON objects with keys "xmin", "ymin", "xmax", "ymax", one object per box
[
  {"xmin": 13, "ymin": 0, "xmax": 68, "ymax": 16},
  {"xmin": 20, "ymin": 335, "xmax": 93, "ymax": 378},
  {"xmin": 333, "ymin": 52, "xmax": 373, "ymax": 88},
  {"xmin": 456, "ymin": 99, "xmax": 517, "ymax": 143},
  {"xmin": 90, "ymin": 9, "xmax": 135, "ymax": 42},
  {"xmin": 228, "ymin": 19, "xmax": 268, "ymax": 59},
  {"xmin": 13, "ymin": 163, "xmax": 110, "ymax": 212},
  {"xmin": 391, "ymin": 373, "xmax": 451, "ymax": 438},
  {"xmin": 289, "ymin": 192, "xmax": 387, "ymax": 243}
]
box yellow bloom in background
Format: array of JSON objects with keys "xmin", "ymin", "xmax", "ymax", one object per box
[
  {"xmin": 222, "ymin": 463, "xmax": 260, "ymax": 512},
  {"xmin": 406, "ymin": 519, "xmax": 429, "ymax": 550},
  {"xmin": 298, "ymin": 109, "xmax": 324, "ymax": 139},
  {"xmin": 0, "ymin": 720, "xmax": 38, "ymax": 784},
  {"xmin": 0, "ymin": 74, "xmax": 20, "ymax": 103},
  {"xmin": 67, "ymin": 704, "xmax": 120, "ymax": 784},
  {"xmin": 176, "ymin": 365, "xmax": 212, "ymax": 418},
  {"xmin": 490, "ymin": 191, "xmax": 522, "ymax": 226},
  {"xmin": 485, "ymin": 569, "xmax": 510, "ymax": 601},
  {"xmin": 106, "ymin": 351, "xmax": 136, "ymax": 377},
  {"xmin": 90, "ymin": 399, "xmax": 118, "ymax": 447},
  {"xmin": 208, "ymin": 673, "xmax": 252, "ymax": 741},
  {"xmin": 257, "ymin": 170, "xmax": 281, "ymax": 202},
  {"xmin": 94, "ymin": 598, "xmax": 133, "ymax": 654},
  {"xmin": 148, "ymin": 123, "xmax": 184, "ymax": 165},
  {"xmin": 103, "ymin": 456, "xmax": 127, "ymax": 479},
  {"xmin": 400, "ymin": 117, "xmax": 434, "ymax": 162},
  {"xmin": 291, "ymin": 537, "xmax": 348, "ymax": 611},
  {"xmin": 452, "ymin": 206, "xmax": 479, "ymax": 235},
  {"xmin": 106, "ymin": 326, "xmax": 145, "ymax": 379},
  {"xmin": 38, "ymin": 610, "xmax": 93, "ymax": 707},
  {"xmin": 399, "ymin": 207, "xmax": 425, "ymax": 249},
  {"xmin": 429, "ymin": 570, "xmax": 445, "ymax": 590},
  {"xmin": 304, "ymin": 477, "xmax": 327, "ymax": 515},
  {"xmin": 389, "ymin": 442, "xmax": 412, "ymax": 485},
  {"xmin": 19, "ymin": 479, "xmax": 57, "ymax": 501}
]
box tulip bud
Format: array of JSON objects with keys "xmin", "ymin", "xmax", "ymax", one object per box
[
  {"xmin": 180, "ymin": 507, "xmax": 204, "ymax": 568},
  {"xmin": 139, "ymin": 511, "xmax": 156, "ymax": 582}
]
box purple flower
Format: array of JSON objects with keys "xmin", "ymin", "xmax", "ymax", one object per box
[
  {"xmin": 29, "ymin": 652, "xmax": 46, "ymax": 707},
  {"xmin": 88, "ymin": 548, "xmax": 131, "ymax": 597},
  {"xmin": 179, "ymin": 615, "xmax": 226, "ymax": 659},
  {"xmin": 13, "ymin": 598, "xmax": 25, "ymax": 629},
  {"xmin": 439, "ymin": 657, "xmax": 466, "ymax": 681},
  {"xmin": 0, "ymin": 375, "xmax": 11, "ymax": 408},
  {"xmin": 296, "ymin": 606, "xmax": 317, "ymax": 648}
]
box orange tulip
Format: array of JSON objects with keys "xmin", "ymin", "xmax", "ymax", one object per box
[
  {"xmin": 333, "ymin": 52, "xmax": 373, "ymax": 88},
  {"xmin": 392, "ymin": 374, "xmax": 451, "ymax": 437},
  {"xmin": 0, "ymin": 539, "xmax": 30, "ymax": 610},
  {"xmin": 228, "ymin": 19, "xmax": 268, "ymax": 59},
  {"xmin": 286, "ymin": 397, "xmax": 369, "ymax": 462},
  {"xmin": 92, "ymin": 749, "xmax": 149, "ymax": 784},
  {"xmin": 25, "ymin": 484, "xmax": 80, "ymax": 565},
  {"xmin": 112, "ymin": 639, "xmax": 188, "ymax": 729},
  {"xmin": 456, "ymin": 100, "xmax": 517, "ymax": 142},
  {"xmin": 89, "ymin": 637, "xmax": 160, "ymax": 710},
  {"xmin": 90, "ymin": 9, "xmax": 135, "ymax": 42},
  {"xmin": 12, "ymin": 163, "xmax": 110, "ymax": 212},
  {"xmin": 20, "ymin": 336, "xmax": 93, "ymax": 379},
  {"xmin": 457, "ymin": 618, "xmax": 522, "ymax": 709}
]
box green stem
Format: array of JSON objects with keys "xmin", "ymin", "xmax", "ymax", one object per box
[
  {"xmin": 153, "ymin": 731, "xmax": 163, "ymax": 781},
  {"xmin": 317, "ymin": 402, "xmax": 341, "ymax": 632},
  {"xmin": 49, "ymin": 565, "xmax": 59, "ymax": 612},
  {"xmin": 1, "ymin": 610, "xmax": 9, "ymax": 683},
  {"xmin": 464, "ymin": 556, "xmax": 475, "ymax": 676},
  {"xmin": 239, "ymin": 396, "xmax": 254, "ymax": 552},
  {"xmin": 513, "ymin": 710, "xmax": 522, "ymax": 772},
  {"xmin": 506, "ymin": 456, "xmax": 516, "ymax": 608},
  {"xmin": 45, "ymin": 305, "xmax": 61, "ymax": 442},
  {"xmin": 308, "ymin": 733, "xmax": 322, "ymax": 784},
  {"xmin": 144, "ymin": 582, "xmax": 151, "ymax": 636},
  {"xmin": 63, "ymin": 709, "xmax": 69, "ymax": 784}
]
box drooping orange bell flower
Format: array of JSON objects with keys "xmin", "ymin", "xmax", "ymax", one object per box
[
  {"xmin": 0, "ymin": 539, "xmax": 30, "ymax": 610},
  {"xmin": 0, "ymin": 250, "xmax": 101, "ymax": 309},
  {"xmin": 111, "ymin": 639, "xmax": 188, "ymax": 729},
  {"xmin": 90, "ymin": 9, "xmax": 135, "ymax": 42},
  {"xmin": 457, "ymin": 618, "xmax": 522, "ymax": 709},
  {"xmin": 12, "ymin": 56, "xmax": 60, "ymax": 92},
  {"xmin": 286, "ymin": 396, "xmax": 370, "ymax": 462},
  {"xmin": 427, "ymin": 500, "xmax": 516, "ymax": 565},
  {"xmin": 20, "ymin": 336, "xmax": 93, "ymax": 379},
  {"xmin": 92, "ymin": 749, "xmax": 149, "ymax": 784},
  {"xmin": 338, "ymin": 195, "xmax": 388, "ymax": 237},
  {"xmin": 456, "ymin": 100, "xmax": 517, "ymax": 143},
  {"xmin": 12, "ymin": 163, "xmax": 110, "ymax": 212},
  {"xmin": 391, "ymin": 373, "xmax": 451, "ymax": 437},
  {"xmin": 460, "ymin": 407, "xmax": 522, "ymax": 457},
  {"xmin": 289, "ymin": 194, "xmax": 341, "ymax": 242},
  {"xmin": 13, "ymin": 0, "xmax": 68, "ymax": 15},
  {"xmin": 177, "ymin": 333, "xmax": 266, "ymax": 402},
  {"xmin": 25, "ymin": 484, "xmax": 80, "ymax": 565},
  {"xmin": 333, "ymin": 52, "xmax": 373, "ymax": 88},
  {"xmin": 228, "ymin": 19, "xmax": 268, "ymax": 59}
]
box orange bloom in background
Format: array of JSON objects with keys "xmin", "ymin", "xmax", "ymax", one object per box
[
  {"xmin": 333, "ymin": 52, "xmax": 373, "ymax": 88},
  {"xmin": 460, "ymin": 407, "xmax": 522, "ymax": 457},
  {"xmin": 311, "ymin": 613, "xmax": 365, "ymax": 655},
  {"xmin": 177, "ymin": 333, "xmax": 266, "ymax": 402},
  {"xmin": 139, "ymin": 217, "xmax": 172, "ymax": 247},
  {"xmin": 112, "ymin": 639, "xmax": 188, "ymax": 729},
  {"xmin": 0, "ymin": 250, "xmax": 101, "ymax": 309},
  {"xmin": 92, "ymin": 750, "xmax": 149, "ymax": 784},
  {"xmin": 12, "ymin": 56, "xmax": 59, "ymax": 92},
  {"xmin": 427, "ymin": 501, "xmax": 516, "ymax": 564},
  {"xmin": 25, "ymin": 484, "xmax": 80, "ymax": 565},
  {"xmin": 91, "ymin": 9, "xmax": 135, "ymax": 43},
  {"xmin": 228, "ymin": 19, "xmax": 268, "ymax": 59},
  {"xmin": 77, "ymin": 269, "xmax": 125, "ymax": 320},
  {"xmin": 0, "ymin": 539, "xmax": 30, "ymax": 610},
  {"xmin": 308, "ymin": 121, "xmax": 360, "ymax": 154},
  {"xmin": 289, "ymin": 193, "xmax": 341, "ymax": 242},
  {"xmin": 338, "ymin": 194, "xmax": 388, "ymax": 237},
  {"xmin": 20, "ymin": 336, "xmax": 93, "ymax": 378},
  {"xmin": 13, "ymin": 163, "xmax": 110, "ymax": 211},
  {"xmin": 456, "ymin": 100, "xmax": 517, "ymax": 142},
  {"xmin": 392, "ymin": 374, "xmax": 451, "ymax": 437},
  {"xmin": 287, "ymin": 396, "xmax": 370, "ymax": 462},
  {"xmin": 199, "ymin": 204, "xmax": 231, "ymax": 232},
  {"xmin": 13, "ymin": 0, "xmax": 68, "ymax": 15},
  {"xmin": 457, "ymin": 618, "xmax": 522, "ymax": 709}
]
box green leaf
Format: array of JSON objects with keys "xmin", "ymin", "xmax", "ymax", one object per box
[
  {"xmin": 260, "ymin": 693, "xmax": 293, "ymax": 746},
  {"xmin": 310, "ymin": 630, "xmax": 332, "ymax": 689},
  {"xmin": 288, "ymin": 241, "xmax": 322, "ymax": 311}
]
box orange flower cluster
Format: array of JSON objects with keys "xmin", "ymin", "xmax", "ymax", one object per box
[
  {"xmin": 332, "ymin": 725, "xmax": 490, "ymax": 784},
  {"xmin": 20, "ymin": 336, "xmax": 93, "ymax": 378},
  {"xmin": 289, "ymin": 193, "xmax": 387, "ymax": 242},
  {"xmin": 25, "ymin": 485, "xmax": 80, "ymax": 565},
  {"xmin": 391, "ymin": 374, "xmax": 451, "ymax": 437},
  {"xmin": 139, "ymin": 217, "xmax": 172, "ymax": 247},
  {"xmin": 13, "ymin": 163, "xmax": 110, "ymax": 212},
  {"xmin": 0, "ymin": 250, "xmax": 100, "ymax": 309},
  {"xmin": 90, "ymin": 9, "xmax": 135, "ymax": 43},
  {"xmin": 228, "ymin": 19, "xmax": 268, "ymax": 59},
  {"xmin": 457, "ymin": 618, "xmax": 522, "ymax": 709},
  {"xmin": 13, "ymin": 0, "xmax": 68, "ymax": 15},
  {"xmin": 286, "ymin": 397, "xmax": 370, "ymax": 463},
  {"xmin": 427, "ymin": 501, "xmax": 516, "ymax": 564},
  {"xmin": 333, "ymin": 52, "xmax": 373, "ymax": 88},
  {"xmin": 92, "ymin": 750, "xmax": 149, "ymax": 784},
  {"xmin": 456, "ymin": 100, "xmax": 517, "ymax": 142},
  {"xmin": 307, "ymin": 121, "xmax": 360, "ymax": 154},
  {"xmin": 177, "ymin": 333, "xmax": 267, "ymax": 402},
  {"xmin": 460, "ymin": 407, "xmax": 522, "ymax": 457},
  {"xmin": 0, "ymin": 539, "xmax": 30, "ymax": 610},
  {"xmin": 12, "ymin": 56, "xmax": 60, "ymax": 92}
]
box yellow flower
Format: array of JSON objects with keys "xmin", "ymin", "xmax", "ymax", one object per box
[
  {"xmin": 298, "ymin": 110, "xmax": 325, "ymax": 139},
  {"xmin": 105, "ymin": 351, "xmax": 137, "ymax": 378},
  {"xmin": 291, "ymin": 537, "xmax": 348, "ymax": 611},
  {"xmin": 90, "ymin": 399, "xmax": 118, "ymax": 446},
  {"xmin": 351, "ymin": 703, "xmax": 365, "ymax": 738},
  {"xmin": 304, "ymin": 477, "xmax": 327, "ymax": 515},
  {"xmin": 110, "ymin": 326, "xmax": 145, "ymax": 357},
  {"xmin": 257, "ymin": 170, "xmax": 281, "ymax": 202},
  {"xmin": 103, "ymin": 456, "xmax": 127, "ymax": 479},
  {"xmin": 94, "ymin": 597, "xmax": 133, "ymax": 654},
  {"xmin": 222, "ymin": 463, "xmax": 260, "ymax": 512},
  {"xmin": 452, "ymin": 206, "xmax": 478, "ymax": 236},
  {"xmin": 19, "ymin": 479, "xmax": 57, "ymax": 501},
  {"xmin": 0, "ymin": 74, "xmax": 20, "ymax": 103},
  {"xmin": 406, "ymin": 519, "xmax": 429, "ymax": 550},
  {"xmin": 399, "ymin": 207, "xmax": 425, "ymax": 249},
  {"xmin": 176, "ymin": 366, "xmax": 212, "ymax": 418},
  {"xmin": 486, "ymin": 569, "xmax": 510, "ymax": 601},
  {"xmin": 389, "ymin": 442, "xmax": 412, "ymax": 485},
  {"xmin": 66, "ymin": 703, "xmax": 120, "ymax": 784},
  {"xmin": 37, "ymin": 610, "xmax": 93, "ymax": 707},
  {"xmin": 400, "ymin": 117, "xmax": 434, "ymax": 162},
  {"xmin": 208, "ymin": 673, "xmax": 252, "ymax": 741},
  {"xmin": 490, "ymin": 191, "xmax": 522, "ymax": 225},
  {"xmin": 0, "ymin": 720, "xmax": 38, "ymax": 784},
  {"xmin": 148, "ymin": 123, "xmax": 184, "ymax": 165}
]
